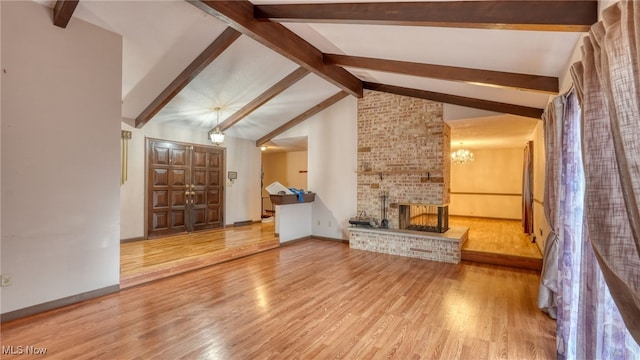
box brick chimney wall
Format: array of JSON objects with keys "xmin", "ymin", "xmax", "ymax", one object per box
[{"xmin": 357, "ymin": 90, "xmax": 450, "ymax": 229}]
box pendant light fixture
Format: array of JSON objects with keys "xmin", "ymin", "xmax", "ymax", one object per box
[{"xmin": 208, "ymin": 107, "xmax": 224, "ymax": 146}]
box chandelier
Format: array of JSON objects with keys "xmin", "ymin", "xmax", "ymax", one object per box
[
  {"xmin": 451, "ymin": 147, "xmax": 474, "ymax": 164},
  {"xmin": 208, "ymin": 107, "xmax": 224, "ymax": 146}
]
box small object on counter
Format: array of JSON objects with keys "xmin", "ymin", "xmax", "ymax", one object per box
[
  {"xmin": 289, "ymin": 188, "xmax": 305, "ymax": 202},
  {"xmin": 266, "ymin": 181, "xmax": 293, "ymax": 195}
]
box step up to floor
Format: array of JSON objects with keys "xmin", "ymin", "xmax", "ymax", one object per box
[
  {"xmin": 120, "ymin": 239, "xmax": 280, "ymax": 288},
  {"xmin": 461, "ymin": 249, "xmax": 542, "ymax": 271}
]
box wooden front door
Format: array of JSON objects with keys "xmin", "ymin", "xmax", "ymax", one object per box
[
  {"xmin": 147, "ymin": 138, "xmax": 224, "ymax": 238},
  {"xmin": 190, "ymin": 145, "xmax": 223, "ymax": 231}
]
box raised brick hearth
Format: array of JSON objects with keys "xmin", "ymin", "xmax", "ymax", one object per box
[{"xmin": 349, "ymin": 227, "xmax": 468, "ymax": 264}]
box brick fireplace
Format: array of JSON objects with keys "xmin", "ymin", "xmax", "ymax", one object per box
[
  {"xmin": 356, "ymin": 89, "xmax": 450, "ymax": 226},
  {"xmin": 349, "ymin": 90, "xmax": 467, "ymax": 264}
]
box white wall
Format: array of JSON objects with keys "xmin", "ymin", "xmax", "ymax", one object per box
[
  {"xmin": 1, "ymin": 2, "xmax": 122, "ymax": 313},
  {"xmin": 224, "ymin": 136, "xmax": 263, "ymax": 225},
  {"xmin": 275, "ymin": 96, "xmax": 358, "ymax": 240},
  {"xmin": 275, "ymin": 203, "xmax": 313, "ymax": 243},
  {"xmin": 0, "ymin": 0, "xmax": 4, "ymax": 305},
  {"xmin": 449, "ymin": 148, "xmax": 524, "ymax": 219},
  {"xmin": 120, "ymin": 121, "xmax": 262, "ymax": 239}
]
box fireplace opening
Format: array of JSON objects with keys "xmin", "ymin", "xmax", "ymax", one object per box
[{"xmin": 399, "ymin": 204, "xmax": 449, "ymax": 233}]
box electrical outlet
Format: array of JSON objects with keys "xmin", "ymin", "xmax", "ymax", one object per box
[
  {"xmin": 1, "ymin": 273, "xmax": 12, "ymax": 287},
  {"xmin": 328, "ymin": 221, "xmax": 332, "ymax": 227},
  {"xmin": 317, "ymin": 220, "xmax": 321, "ymax": 226}
]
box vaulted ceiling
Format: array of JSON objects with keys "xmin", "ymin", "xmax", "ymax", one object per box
[{"xmin": 44, "ymin": 0, "xmax": 597, "ymax": 150}]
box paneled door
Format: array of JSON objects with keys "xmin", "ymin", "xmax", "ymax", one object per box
[
  {"xmin": 190, "ymin": 145, "xmax": 224, "ymax": 232},
  {"xmin": 146, "ymin": 138, "xmax": 224, "ymax": 238}
]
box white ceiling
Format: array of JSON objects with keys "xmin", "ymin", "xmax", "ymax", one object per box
[
  {"xmin": 448, "ymin": 115, "xmax": 539, "ymax": 149},
  {"xmin": 38, "ymin": 0, "xmax": 584, "ymax": 150}
]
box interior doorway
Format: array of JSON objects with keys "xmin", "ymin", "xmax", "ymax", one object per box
[
  {"xmin": 448, "ymin": 146, "xmax": 542, "ymax": 269},
  {"xmin": 260, "ymin": 137, "xmax": 308, "ymax": 218},
  {"xmin": 146, "ymin": 138, "xmax": 225, "ymax": 238}
]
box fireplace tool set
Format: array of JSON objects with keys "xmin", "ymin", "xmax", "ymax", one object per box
[
  {"xmin": 349, "ymin": 191, "xmax": 389, "ymax": 229},
  {"xmin": 348, "ymin": 211, "xmax": 379, "ymax": 227},
  {"xmin": 380, "ymin": 192, "xmax": 389, "ymax": 229}
]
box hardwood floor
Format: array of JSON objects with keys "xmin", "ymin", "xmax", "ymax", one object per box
[
  {"xmin": 450, "ymin": 216, "xmax": 543, "ymax": 270},
  {"xmin": 120, "ymin": 216, "xmax": 543, "ymax": 290},
  {"xmin": 1, "ymin": 239, "xmax": 555, "ymax": 359},
  {"xmin": 120, "ymin": 222, "xmax": 279, "ymax": 288}
]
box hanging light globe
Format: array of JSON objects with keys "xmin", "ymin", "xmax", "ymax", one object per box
[{"xmin": 209, "ymin": 107, "xmax": 224, "ymax": 146}]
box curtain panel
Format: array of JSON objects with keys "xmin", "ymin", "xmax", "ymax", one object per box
[
  {"xmin": 537, "ymin": 95, "xmax": 565, "ymax": 320},
  {"xmin": 522, "ymin": 141, "xmax": 534, "ymax": 234},
  {"xmin": 570, "ymin": 0, "xmax": 640, "ymax": 346}
]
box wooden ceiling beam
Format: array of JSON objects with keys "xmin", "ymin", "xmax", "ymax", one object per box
[
  {"xmin": 188, "ymin": 0, "xmax": 363, "ymax": 97},
  {"xmin": 135, "ymin": 27, "xmax": 241, "ymax": 128},
  {"xmin": 217, "ymin": 67, "xmax": 310, "ymax": 132},
  {"xmin": 256, "ymin": 91, "xmax": 349, "ymax": 147},
  {"xmin": 254, "ymin": 1, "xmax": 597, "ymax": 32},
  {"xmin": 364, "ymin": 82, "xmax": 543, "ymax": 119},
  {"xmin": 325, "ymin": 54, "xmax": 558, "ymax": 94},
  {"xmin": 53, "ymin": 0, "xmax": 79, "ymax": 28}
]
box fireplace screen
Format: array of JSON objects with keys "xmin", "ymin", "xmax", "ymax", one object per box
[{"xmin": 399, "ymin": 204, "xmax": 448, "ymax": 233}]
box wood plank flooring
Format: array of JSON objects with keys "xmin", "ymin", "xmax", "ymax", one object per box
[
  {"xmin": 120, "ymin": 222, "xmax": 279, "ymax": 288},
  {"xmin": 450, "ymin": 216, "xmax": 543, "ymax": 270},
  {"xmin": 121, "ymin": 216, "xmax": 543, "ymax": 290},
  {"xmin": 1, "ymin": 239, "xmax": 556, "ymax": 359}
]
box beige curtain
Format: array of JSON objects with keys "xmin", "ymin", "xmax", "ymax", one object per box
[
  {"xmin": 537, "ymin": 95, "xmax": 566, "ymax": 320},
  {"xmin": 570, "ymin": 0, "xmax": 640, "ymax": 344},
  {"xmin": 522, "ymin": 141, "xmax": 534, "ymax": 234}
]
